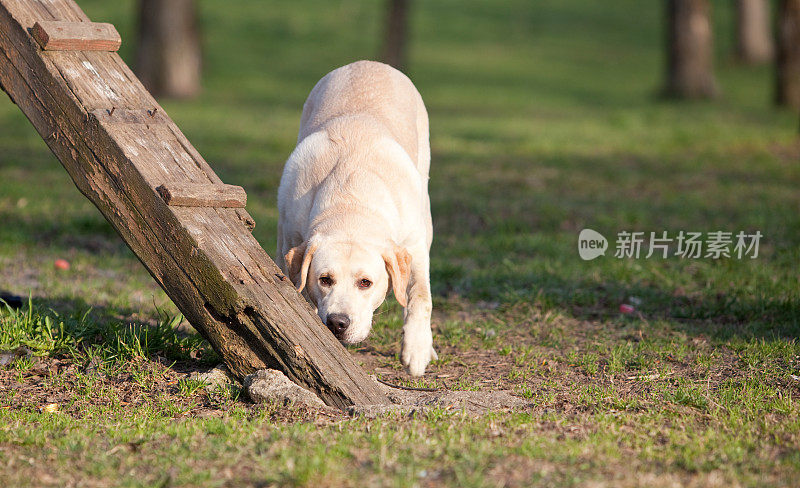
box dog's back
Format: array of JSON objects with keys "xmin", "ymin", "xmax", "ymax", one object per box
[{"xmin": 298, "ymin": 60, "xmax": 429, "ymax": 175}]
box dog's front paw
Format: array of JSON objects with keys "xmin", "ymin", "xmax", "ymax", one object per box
[{"xmin": 401, "ymin": 337, "xmax": 437, "ymax": 377}]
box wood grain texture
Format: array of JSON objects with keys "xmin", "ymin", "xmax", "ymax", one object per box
[
  {"xmin": 31, "ymin": 20, "xmax": 121, "ymax": 51},
  {"xmin": 0, "ymin": 0, "xmax": 389, "ymax": 408},
  {"xmin": 157, "ymin": 182, "xmax": 247, "ymax": 208}
]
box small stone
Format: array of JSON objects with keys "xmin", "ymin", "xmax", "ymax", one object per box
[
  {"xmin": 244, "ymin": 369, "xmax": 326, "ymax": 408},
  {"xmin": 189, "ymin": 364, "xmax": 239, "ymax": 391}
]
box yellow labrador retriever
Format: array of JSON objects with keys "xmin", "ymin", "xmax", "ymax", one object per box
[{"xmin": 277, "ymin": 60, "xmax": 436, "ymax": 376}]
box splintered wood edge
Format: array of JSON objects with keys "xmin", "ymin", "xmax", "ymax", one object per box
[
  {"xmin": 156, "ymin": 183, "xmax": 247, "ymax": 208},
  {"xmin": 235, "ymin": 208, "xmax": 256, "ymax": 231},
  {"xmin": 31, "ymin": 21, "xmax": 121, "ymax": 52}
]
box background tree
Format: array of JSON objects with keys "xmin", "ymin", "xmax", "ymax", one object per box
[
  {"xmin": 736, "ymin": 0, "xmax": 774, "ymax": 64},
  {"xmin": 135, "ymin": 0, "xmax": 202, "ymax": 99},
  {"xmin": 663, "ymin": 0, "xmax": 719, "ymax": 98},
  {"xmin": 776, "ymin": 0, "xmax": 800, "ymax": 109},
  {"xmin": 381, "ymin": 0, "xmax": 411, "ymax": 72}
]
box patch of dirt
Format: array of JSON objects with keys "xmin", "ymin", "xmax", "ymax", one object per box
[
  {"xmin": 0, "ymin": 355, "xmax": 344, "ymax": 423},
  {"xmin": 354, "ymin": 298, "xmax": 797, "ymax": 418},
  {"xmin": 349, "ymin": 381, "xmax": 532, "ymax": 417},
  {"xmin": 354, "ymin": 347, "xmax": 520, "ymax": 391}
]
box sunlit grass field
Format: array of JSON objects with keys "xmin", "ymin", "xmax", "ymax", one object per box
[{"xmin": 1, "ymin": 0, "xmax": 799, "ymax": 486}]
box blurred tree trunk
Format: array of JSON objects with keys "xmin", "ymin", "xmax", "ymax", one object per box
[
  {"xmin": 381, "ymin": 0, "xmax": 410, "ymax": 71},
  {"xmin": 663, "ymin": 0, "xmax": 719, "ymax": 98},
  {"xmin": 135, "ymin": 0, "xmax": 202, "ymax": 99},
  {"xmin": 736, "ymin": 0, "xmax": 774, "ymax": 64},
  {"xmin": 776, "ymin": 0, "xmax": 800, "ymax": 109}
]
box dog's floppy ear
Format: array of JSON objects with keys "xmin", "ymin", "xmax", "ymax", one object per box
[
  {"xmin": 284, "ymin": 240, "xmax": 318, "ymax": 292},
  {"xmin": 383, "ymin": 246, "xmax": 411, "ymax": 308}
]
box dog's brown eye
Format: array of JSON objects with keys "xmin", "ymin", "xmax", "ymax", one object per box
[
  {"xmin": 358, "ymin": 278, "xmax": 372, "ymax": 289},
  {"xmin": 319, "ymin": 276, "xmax": 334, "ymax": 287}
]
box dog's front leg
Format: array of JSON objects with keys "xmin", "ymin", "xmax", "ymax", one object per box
[{"xmin": 401, "ymin": 244, "xmax": 437, "ymax": 376}]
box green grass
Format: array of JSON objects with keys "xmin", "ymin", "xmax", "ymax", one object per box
[
  {"xmin": 1, "ymin": 0, "xmax": 799, "ymax": 486},
  {"xmin": 0, "ymin": 299, "xmax": 216, "ymax": 365}
]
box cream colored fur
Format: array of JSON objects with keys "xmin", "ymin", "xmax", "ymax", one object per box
[{"xmin": 277, "ymin": 60, "xmax": 436, "ymax": 376}]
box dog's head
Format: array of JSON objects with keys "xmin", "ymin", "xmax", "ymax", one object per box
[{"xmin": 284, "ymin": 236, "xmax": 410, "ymax": 343}]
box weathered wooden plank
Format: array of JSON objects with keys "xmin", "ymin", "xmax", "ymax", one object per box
[
  {"xmin": 31, "ymin": 21, "xmax": 121, "ymax": 51},
  {"xmin": 0, "ymin": 0, "xmax": 390, "ymax": 408},
  {"xmin": 47, "ymin": 50, "xmax": 143, "ymax": 110},
  {"xmin": 0, "ymin": 34, "xmax": 270, "ymax": 379},
  {"xmin": 157, "ymin": 183, "xmax": 247, "ymax": 208}
]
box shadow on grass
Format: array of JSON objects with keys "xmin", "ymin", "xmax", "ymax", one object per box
[
  {"xmin": 0, "ymin": 212, "xmax": 127, "ymax": 256},
  {"xmin": 1, "ymin": 294, "xmax": 218, "ymax": 366}
]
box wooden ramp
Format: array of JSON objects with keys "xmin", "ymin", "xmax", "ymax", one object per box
[{"xmin": 0, "ymin": 0, "xmax": 389, "ymax": 409}]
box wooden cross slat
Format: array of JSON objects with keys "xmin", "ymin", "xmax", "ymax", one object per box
[
  {"xmin": 157, "ymin": 183, "xmax": 247, "ymax": 208},
  {"xmin": 31, "ymin": 20, "xmax": 121, "ymax": 51}
]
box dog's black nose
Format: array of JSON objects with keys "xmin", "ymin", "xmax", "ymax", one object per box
[{"xmin": 326, "ymin": 313, "xmax": 350, "ymax": 337}]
